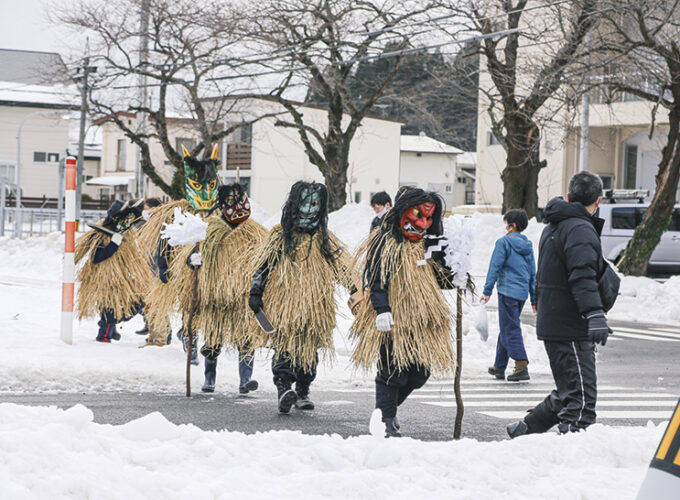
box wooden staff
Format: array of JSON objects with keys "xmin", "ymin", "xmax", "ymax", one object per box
[
  {"xmin": 185, "ymin": 245, "xmax": 200, "ymax": 397},
  {"xmin": 454, "ymin": 289, "xmax": 464, "ymax": 439}
]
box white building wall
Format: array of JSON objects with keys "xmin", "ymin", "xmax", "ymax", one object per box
[
  {"xmin": 0, "ymin": 105, "xmax": 70, "ymax": 198},
  {"xmin": 399, "ymin": 151, "xmax": 458, "ymax": 207}
]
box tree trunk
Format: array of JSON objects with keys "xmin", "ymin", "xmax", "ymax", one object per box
[
  {"xmin": 323, "ymin": 156, "xmax": 349, "ymax": 212},
  {"xmin": 501, "ymin": 121, "xmax": 544, "ymax": 219},
  {"xmin": 618, "ymin": 109, "xmax": 680, "ymax": 276}
]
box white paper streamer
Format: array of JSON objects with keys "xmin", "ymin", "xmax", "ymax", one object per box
[{"xmin": 160, "ymin": 208, "xmax": 208, "ymax": 247}]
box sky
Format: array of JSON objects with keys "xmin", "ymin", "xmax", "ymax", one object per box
[{"xmin": 1, "ymin": 1, "xmax": 71, "ymax": 54}]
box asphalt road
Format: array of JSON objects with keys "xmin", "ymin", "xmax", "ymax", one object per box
[{"xmin": 1, "ymin": 318, "xmax": 678, "ymax": 442}]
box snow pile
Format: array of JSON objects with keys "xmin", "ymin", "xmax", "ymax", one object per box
[
  {"xmin": 0, "ymin": 403, "xmax": 662, "ymax": 499},
  {"xmin": 441, "ymin": 215, "xmax": 475, "ymax": 287},
  {"xmin": 0, "ymin": 232, "xmax": 63, "ymax": 282},
  {"xmin": 611, "ymin": 275, "xmax": 680, "ymax": 323},
  {"xmin": 160, "ymin": 208, "xmax": 209, "ymax": 247},
  {"xmin": 328, "ymin": 202, "xmax": 375, "ymax": 251}
]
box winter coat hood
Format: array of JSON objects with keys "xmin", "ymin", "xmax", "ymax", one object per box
[
  {"xmin": 543, "ymin": 197, "xmax": 604, "ymax": 235},
  {"xmin": 505, "ymin": 233, "xmax": 533, "ymax": 256}
]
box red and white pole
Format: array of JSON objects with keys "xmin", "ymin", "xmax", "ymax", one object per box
[{"xmin": 60, "ymin": 156, "xmax": 77, "ymax": 345}]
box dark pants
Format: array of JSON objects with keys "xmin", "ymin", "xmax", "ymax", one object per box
[
  {"xmin": 494, "ymin": 294, "xmax": 527, "ymax": 370},
  {"xmin": 375, "ymin": 341, "xmax": 430, "ymax": 420},
  {"xmin": 202, "ymin": 342, "xmax": 255, "ymax": 387},
  {"xmin": 272, "ymin": 350, "xmax": 318, "ymax": 396},
  {"xmin": 97, "ymin": 303, "xmax": 143, "ymax": 341},
  {"xmin": 524, "ymin": 340, "xmax": 597, "ymax": 433}
]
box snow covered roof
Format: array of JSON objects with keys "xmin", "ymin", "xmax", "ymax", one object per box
[
  {"xmin": 457, "ymin": 151, "xmax": 477, "ymax": 168},
  {"xmin": 400, "ymin": 134, "xmax": 463, "ymax": 155},
  {"xmin": 85, "ymin": 175, "xmax": 134, "ymax": 186},
  {"xmin": 0, "ymin": 49, "xmax": 69, "ymax": 85},
  {"xmin": 0, "ymin": 80, "xmax": 79, "ymax": 108}
]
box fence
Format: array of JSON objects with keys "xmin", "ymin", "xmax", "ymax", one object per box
[{"xmin": 0, "ymin": 207, "xmax": 106, "ymax": 238}]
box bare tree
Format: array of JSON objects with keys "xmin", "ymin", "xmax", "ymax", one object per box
[
  {"xmin": 57, "ymin": 0, "xmax": 274, "ymax": 199},
  {"xmin": 596, "ymin": 1, "xmax": 680, "ymax": 275},
  {"xmin": 445, "ymin": 0, "xmax": 598, "ymax": 218},
  {"xmin": 244, "ymin": 0, "xmax": 442, "ymax": 210}
]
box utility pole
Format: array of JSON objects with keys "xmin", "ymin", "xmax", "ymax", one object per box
[
  {"xmin": 135, "ymin": 0, "xmax": 151, "ymax": 199},
  {"xmin": 75, "ymin": 58, "xmax": 96, "ymax": 226}
]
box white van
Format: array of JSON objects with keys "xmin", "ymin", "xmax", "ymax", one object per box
[{"xmin": 598, "ymin": 191, "xmax": 680, "ymax": 272}]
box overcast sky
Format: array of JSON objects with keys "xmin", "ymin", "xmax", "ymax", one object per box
[{"xmin": 1, "ymin": 1, "xmax": 70, "ymax": 54}]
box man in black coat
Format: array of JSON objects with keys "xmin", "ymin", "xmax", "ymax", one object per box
[{"xmin": 507, "ymin": 171, "xmax": 613, "ymax": 438}]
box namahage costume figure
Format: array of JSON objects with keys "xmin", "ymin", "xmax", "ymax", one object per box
[
  {"xmin": 75, "ymin": 199, "xmax": 152, "ymax": 342},
  {"xmin": 350, "ymin": 187, "xmax": 457, "ymax": 437},
  {"xmin": 248, "ymin": 181, "xmax": 356, "ymax": 414},
  {"xmin": 164, "ymin": 183, "xmax": 268, "ymax": 393},
  {"xmin": 139, "ymin": 145, "xmax": 219, "ymax": 349}
]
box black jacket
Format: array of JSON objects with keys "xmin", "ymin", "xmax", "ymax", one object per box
[
  {"xmin": 370, "ymin": 213, "xmax": 385, "ymax": 232},
  {"xmin": 536, "ymin": 198, "xmax": 605, "ymax": 341}
]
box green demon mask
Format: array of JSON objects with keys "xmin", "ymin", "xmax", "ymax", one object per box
[
  {"xmin": 296, "ymin": 187, "xmax": 322, "ymax": 230},
  {"xmin": 182, "ymin": 144, "xmax": 219, "ymax": 211}
]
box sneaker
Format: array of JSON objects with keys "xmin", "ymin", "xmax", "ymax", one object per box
[
  {"xmin": 383, "ymin": 418, "xmax": 402, "ymax": 438},
  {"xmin": 95, "ymin": 337, "xmax": 110, "ymax": 343},
  {"xmin": 239, "ymin": 380, "xmax": 259, "ymax": 394},
  {"xmin": 557, "ymin": 422, "xmax": 580, "ymax": 434},
  {"xmin": 111, "ymin": 331, "xmax": 121, "ymax": 341},
  {"xmin": 506, "ymin": 420, "xmax": 529, "ymax": 439},
  {"xmin": 275, "ymin": 378, "xmax": 297, "ymax": 414},
  {"xmin": 488, "ymin": 366, "xmax": 505, "ymax": 380},
  {"xmin": 135, "ymin": 325, "xmax": 149, "ymax": 335},
  {"xmin": 507, "ymin": 360, "xmax": 530, "ymax": 382},
  {"xmin": 295, "ymin": 395, "xmax": 315, "ymax": 410}
]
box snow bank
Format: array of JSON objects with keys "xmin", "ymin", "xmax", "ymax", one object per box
[
  {"xmin": 611, "ymin": 275, "xmax": 680, "ymax": 323},
  {"xmin": 0, "ymin": 403, "xmax": 661, "ymax": 499}
]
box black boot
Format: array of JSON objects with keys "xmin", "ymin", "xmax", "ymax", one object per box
[
  {"xmin": 506, "ymin": 420, "xmax": 529, "ymax": 439},
  {"xmin": 275, "ymin": 377, "xmax": 297, "ymax": 414},
  {"xmin": 383, "ymin": 417, "xmax": 402, "ymax": 438},
  {"xmin": 202, "ymin": 357, "xmax": 217, "ymax": 393},
  {"xmin": 488, "ymin": 366, "xmax": 505, "ymax": 380},
  {"xmin": 135, "ymin": 325, "xmax": 149, "ymax": 335},
  {"xmin": 294, "ymin": 385, "xmax": 315, "ymax": 410}
]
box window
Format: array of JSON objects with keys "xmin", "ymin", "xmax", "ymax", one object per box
[
  {"xmin": 445, "ymin": 185, "xmax": 453, "ymax": 192},
  {"xmin": 33, "ymin": 152, "xmax": 46, "ymax": 162},
  {"xmin": 623, "ymin": 145, "xmax": 638, "ymax": 189},
  {"xmin": 611, "ymin": 207, "xmax": 646, "ymax": 230},
  {"xmin": 600, "ymin": 175, "xmax": 613, "ymax": 190},
  {"xmin": 240, "ymin": 123, "xmax": 252, "ymax": 144},
  {"xmin": 0, "ymin": 163, "xmax": 16, "ymax": 183},
  {"xmin": 47, "ymin": 153, "xmax": 59, "ymax": 163},
  {"xmin": 176, "ymin": 138, "xmax": 197, "ymax": 155},
  {"xmin": 488, "ymin": 132, "xmax": 500, "ymax": 146},
  {"xmin": 670, "ymin": 208, "xmax": 680, "ymax": 232},
  {"xmin": 354, "ymin": 192, "xmax": 362, "ymax": 203},
  {"xmin": 116, "ymin": 139, "xmax": 126, "ymax": 171}
]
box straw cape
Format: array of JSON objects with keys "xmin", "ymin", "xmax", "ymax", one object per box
[
  {"xmin": 140, "ymin": 199, "xmax": 214, "ymax": 344},
  {"xmin": 256, "ymin": 225, "xmax": 356, "ymax": 372},
  {"xmin": 350, "ymin": 231, "xmax": 456, "ymax": 376},
  {"xmin": 74, "ymin": 227, "xmax": 152, "ymax": 321},
  {"xmin": 160, "ymin": 216, "xmax": 269, "ymax": 352}
]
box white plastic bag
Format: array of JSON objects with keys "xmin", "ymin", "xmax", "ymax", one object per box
[{"xmin": 474, "ymin": 303, "xmax": 489, "ymax": 341}]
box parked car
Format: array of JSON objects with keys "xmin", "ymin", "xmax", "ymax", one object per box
[{"xmin": 598, "ymin": 191, "xmax": 680, "ymax": 273}]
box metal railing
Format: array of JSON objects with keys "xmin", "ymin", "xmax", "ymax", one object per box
[{"xmin": 0, "ymin": 207, "xmax": 106, "ymax": 238}]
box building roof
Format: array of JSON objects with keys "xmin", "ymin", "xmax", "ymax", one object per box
[
  {"xmin": 400, "ymin": 134, "xmax": 463, "ymax": 155},
  {"xmin": 457, "ymin": 151, "xmax": 477, "ymax": 167},
  {"xmin": 0, "ymin": 49, "xmax": 69, "ymax": 85}
]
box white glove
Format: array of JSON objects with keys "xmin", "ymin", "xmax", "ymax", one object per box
[
  {"xmin": 375, "ymin": 312, "xmax": 394, "ymax": 332},
  {"xmin": 189, "ymin": 252, "xmax": 202, "ymax": 267},
  {"xmin": 111, "ymin": 233, "xmax": 123, "ymax": 246}
]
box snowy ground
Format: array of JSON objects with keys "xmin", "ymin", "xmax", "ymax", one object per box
[
  {"xmin": 0, "ymin": 403, "xmax": 664, "ymax": 500},
  {"xmin": 0, "ymin": 202, "xmax": 673, "ymax": 498}
]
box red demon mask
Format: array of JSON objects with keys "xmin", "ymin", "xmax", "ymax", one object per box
[
  {"xmin": 221, "ymin": 187, "xmax": 251, "ymax": 225},
  {"xmin": 399, "ymin": 202, "xmax": 435, "ymax": 242}
]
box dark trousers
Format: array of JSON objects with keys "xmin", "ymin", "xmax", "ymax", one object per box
[
  {"xmin": 525, "ymin": 340, "xmax": 597, "ymax": 433},
  {"xmin": 202, "ymin": 342, "xmax": 255, "ymax": 387},
  {"xmin": 97, "ymin": 303, "xmax": 143, "ymax": 341},
  {"xmin": 272, "ymin": 350, "xmax": 318, "ymax": 395},
  {"xmin": 494, "ymin": 294, "xmax": 527, "ymax": 370},
  {"xmin": 375, "ymin": 341, "xmax": 430, "ymax": 420}
]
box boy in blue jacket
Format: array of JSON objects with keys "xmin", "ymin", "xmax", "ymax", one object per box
[{"xmin": 481, "ymin": 210, "xmax": 536, "ymax": 381}]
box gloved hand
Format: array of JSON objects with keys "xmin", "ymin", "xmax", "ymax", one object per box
[
  {"xmin": 111, "ymin": 232, "xmax": 123, "ymax": 246},
  {"xmin": 248, "ymin": 293, "xmax": 263, "ymax": 314},
  {"xmin": 189, "ymin": 252, "xmax": 202, "ymax": 267},
  {"xmin": 586, "ymin": 310, "xmax": 612, "ymax": 346},
  {"xmin": 375, "ymin": 312, "xmax": 394, "ymax": 332}
]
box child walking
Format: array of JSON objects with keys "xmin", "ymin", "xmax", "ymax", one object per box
[{"xmin": 481, "ymin": 210, "xmax": 536, "ymax": 381}]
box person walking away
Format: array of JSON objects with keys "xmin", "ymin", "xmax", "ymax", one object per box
[
  {"xmin": 481, "ymin": 209, "xmax": 536, "ymax": 382},
  {"xmin": 507, "ymin": 171, "xmax": 617, "ymax": 438}
]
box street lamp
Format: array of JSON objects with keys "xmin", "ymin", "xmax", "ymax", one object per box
[{"xmin": 15, "ymin": 110, "xmax": 71, "ymax": 237}]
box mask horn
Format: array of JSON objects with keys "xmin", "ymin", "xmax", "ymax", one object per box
[
  {"xmin": 210, "ymin": 144, "xmax": 219, "ymax": 160},
  {"xmin": 181, "ymin": 144, "xmax": 191, "ymax": 158}
]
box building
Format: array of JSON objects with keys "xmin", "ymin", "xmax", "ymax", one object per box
[
  {"xmin": 399, "ymin": 133, "xmax": 475, "ymax": 208},
  {"xmin": 98, "ymin": 98, "xmax": 404, "ymax": 213},
  {"xmin": 0, "ymin": 49, "xmax": 100, "ymax": 200}
]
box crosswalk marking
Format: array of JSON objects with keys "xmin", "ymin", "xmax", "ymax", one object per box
[
  {"xmin": 436, "ymin": 400, "xmax": 678, "ymax": 408},
  {"xmin": 613, "ymin": 331, "xmax": 680, "ymax": 342},
  {"xmin": 410, "ymin": 392, "xmax": 677, "ymax": 399},
  {"xmin": 615, "ymin": 326, "xmax": 680, "ymax": 338},
  {"xmin": 475, "ymin": 410, "xmax": 674, "ymax": 420}
]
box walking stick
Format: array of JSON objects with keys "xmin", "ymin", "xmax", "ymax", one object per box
[
  {"xmin": 454, "ymin": 289, "xmax": 464, "ymax": 439},
  {"xmin": 185, "ymin": 245, "xmax": 200, "ymax": 397}
]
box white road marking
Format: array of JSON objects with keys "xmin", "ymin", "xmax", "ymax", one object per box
[
  {"xmin": 612, "ymin": 331, "xmax": 680, "ymax": 342},
  {"xmin": 613, "ymin": 326, "xmax": 680, "ymax": 339},
  {"xmin": 474, "ymin": 410, "xmax": 673, "ymax": 420},
  {"xmin": 409, "ymin": 392, "xmax": 678, "ymax": 400},
  {"xmin": 440, "ymin": 400, "xmax": 678, "ymax": 408}
]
